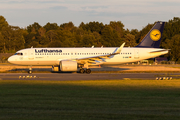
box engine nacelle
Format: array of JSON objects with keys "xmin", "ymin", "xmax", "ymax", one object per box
[{"xmin": 60, "ymin": 60, "xmax": 77, "ymax": 71}]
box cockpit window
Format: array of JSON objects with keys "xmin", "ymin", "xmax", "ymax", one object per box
[{"xmin": 14, "ymin": 53, "xmax": 23, "ymax": 55}]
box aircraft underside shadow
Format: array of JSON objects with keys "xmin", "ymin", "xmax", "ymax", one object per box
[{"xmin": 8, "ymin": 66, "xmax": 130, "ymax": 73}]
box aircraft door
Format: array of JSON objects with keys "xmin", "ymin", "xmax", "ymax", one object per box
[
  {"xmin": 28, "ymin": 49, "xmax": 34, "ymax": 60},
  {"xmin": 134, "ymin": 49, "xmax": 139, "ymax": 59}
]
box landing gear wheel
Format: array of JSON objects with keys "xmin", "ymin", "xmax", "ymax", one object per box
[
  {"xmin": 79, "ymin": 69, "xmax": 85, "ymax": 73},
  {"xmin": 29, "ymin": 66, "xmax": 33, "ymax": 74},
  {"xmin": 28, "ymin": 70, "xmax": 32, "ymax": 74},
  {"xmin": 86, "ymin": 69, "xmax": 91, "ymax": 74}
]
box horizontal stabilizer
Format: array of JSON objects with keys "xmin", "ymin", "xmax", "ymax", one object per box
[{"xmin": 149, "ymin": 49, "xmax": 170, "ymax": 53}]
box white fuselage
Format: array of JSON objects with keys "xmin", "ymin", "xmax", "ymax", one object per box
[{"xmin": 8, "ymin": 47, "xmax": 168, "ymax": 66}]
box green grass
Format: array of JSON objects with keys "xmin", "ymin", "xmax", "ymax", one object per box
[{"xmin": 0, "ymin": 80, "xmax": 180, "ymax": 120}]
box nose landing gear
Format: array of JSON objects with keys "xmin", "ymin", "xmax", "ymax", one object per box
[{"xmin": 28, "ymin": 66, "xmax": 32, "ymax": 74}]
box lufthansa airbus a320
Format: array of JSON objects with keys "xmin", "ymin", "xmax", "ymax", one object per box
[{"xmin": 8, "ymin": 21, "xmax": 169, "ymax": 74}]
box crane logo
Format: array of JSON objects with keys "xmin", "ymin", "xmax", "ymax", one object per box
[{"xmin": 150, "ymin": 29, "xmax": 161, "ymax": 41}]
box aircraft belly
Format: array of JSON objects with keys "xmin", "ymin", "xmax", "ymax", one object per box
[
  {"xmin": 103, "ymin": 62, "xmax": 123, "ymax": 65},
  {"xmin": 12, "ymin": 60, "xmax": 58, "ymax": 66}
]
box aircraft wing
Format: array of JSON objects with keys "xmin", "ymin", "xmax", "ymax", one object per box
[{"xmin": 75, "ymin": 43, "xmax": 125, "ymax": 65}]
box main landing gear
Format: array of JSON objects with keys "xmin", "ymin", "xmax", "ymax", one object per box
[{"xmin": 79, "ymin": 68, "xmax": 91, "ymax": 74}]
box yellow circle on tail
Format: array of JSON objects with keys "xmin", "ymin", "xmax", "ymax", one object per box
[{"xmin": 150, "ymin": 29, "xmax": 161, "ymax": 41}]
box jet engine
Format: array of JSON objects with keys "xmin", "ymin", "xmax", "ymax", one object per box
[{"xmin": 60, "ymin": 60, "xmax": 77, "ymax": 71}]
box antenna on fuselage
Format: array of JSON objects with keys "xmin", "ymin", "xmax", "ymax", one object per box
[
  {"xmin": 31, "ymin": 46, "xmax": 33, "ymax": 48},
  {"xmin": 92, "ymin": 45, "xmax": 94, "ymax": 48}
]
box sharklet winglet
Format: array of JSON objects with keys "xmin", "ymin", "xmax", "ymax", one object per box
[{"xmin": 115, "ymin": 42, "xmax": 125, "ymax": 54}]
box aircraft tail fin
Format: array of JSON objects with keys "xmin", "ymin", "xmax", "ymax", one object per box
[{"xmin": 136, "ymin": 21, "xmax": 165, "ymax": 48}]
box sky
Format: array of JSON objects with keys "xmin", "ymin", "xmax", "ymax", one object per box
[{"xmin": 0, "ymin": 0, "xmax": 180, "ymax": 30}]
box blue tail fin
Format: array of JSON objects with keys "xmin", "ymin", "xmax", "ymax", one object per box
[{"xmin": 136, "ymin": 21, "xmax": 165, "ymax": 48}]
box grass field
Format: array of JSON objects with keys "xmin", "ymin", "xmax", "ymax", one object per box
[{"xmin": 0, "ymin": 80, "xmax": 180, "ymax": 120}]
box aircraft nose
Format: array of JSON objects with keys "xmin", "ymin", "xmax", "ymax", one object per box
[{"xmin": 8, "ymin": 56, "xmax": 14, "ymax": 63}]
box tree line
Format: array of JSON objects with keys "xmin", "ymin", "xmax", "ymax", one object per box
[{"xmin": 0, "ymin": 16, "xmax": 180, "ymax": 62}]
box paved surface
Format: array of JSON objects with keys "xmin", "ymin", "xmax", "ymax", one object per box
[{"xmin": 0, "ymin": 73, "xmax": 180, "ymax": 81}]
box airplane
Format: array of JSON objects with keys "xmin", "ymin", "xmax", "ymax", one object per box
[{"xmin": 8, "ymin": 21, "xmax": 168, "ymax": 74}]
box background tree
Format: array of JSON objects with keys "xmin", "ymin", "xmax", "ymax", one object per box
[
  {"xmin": 1, "ymin": 26, "xmax": 14, "ymax": 52},
  {"xmin": 37, "ymin": 27, "xmax": 48, "ymax": 46},
  {"xmin": 74, "ymin": 27, "xmax": 85, "ymax": 47},
  {"xmin": 60, "ymin": 22, "xmax": 75, "ymax": 31},
  {"xmin": 0, "ymin": 16, "xmax": 8, "ymax": 31},
  {"xmin": 48, "ymin": 40, "xmax": 63, "ymax": 47},
  {"xmin": 92, "ymin": 32, "xmax": 102, "ymax": 47},
  {"xmin": 81, "ymin": 34, "xmax": 95, "ymax": 47},
  {"xmin": 109, "ymin": 21, "xmax": 124, "ymax": 38},
  {"xmin": 124, "ymin": 34, "xmax": 137, "ymax": 47},
  {"xmin": 0, "ymin": 32, "xmax": 6, "ymax": 52},
  {"xmin": 162, "ymin": 17, "xmax": 180, "ymax": 43},
  {"xmin": 43, "ymin": 22, "xmax": 59, "ymax": 32},
  {"xmin": 101, "ymin": 25, "xmax": 122, "ymax": 47},
  {"xmin": 25, "ymin": 27, "xmax": 38, "ymax": 48},
  {"xmin": 101, "ymin": 25, "xmax": 114, "ymax": 47},
  {"xmin": 27, "ymin": 22, "xmax": 42, "ymax": 33},
  {"xmin": 1, "ymin": 26, "xmax": 25, "ymax": 52},
  {"xmin": 80, "ymin": 21, "xmax": 104, "ymax": 34},
  {"xmin": 162, "ymin": 35, "xmax": 180, "ymax": 63},
  {"xmin": 46, "ymin": 30, "xmax": 58, "ymax": 43},
  {"xmin": 13, "ymin": 28, "xmax": 25, "ymax": 51}
]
